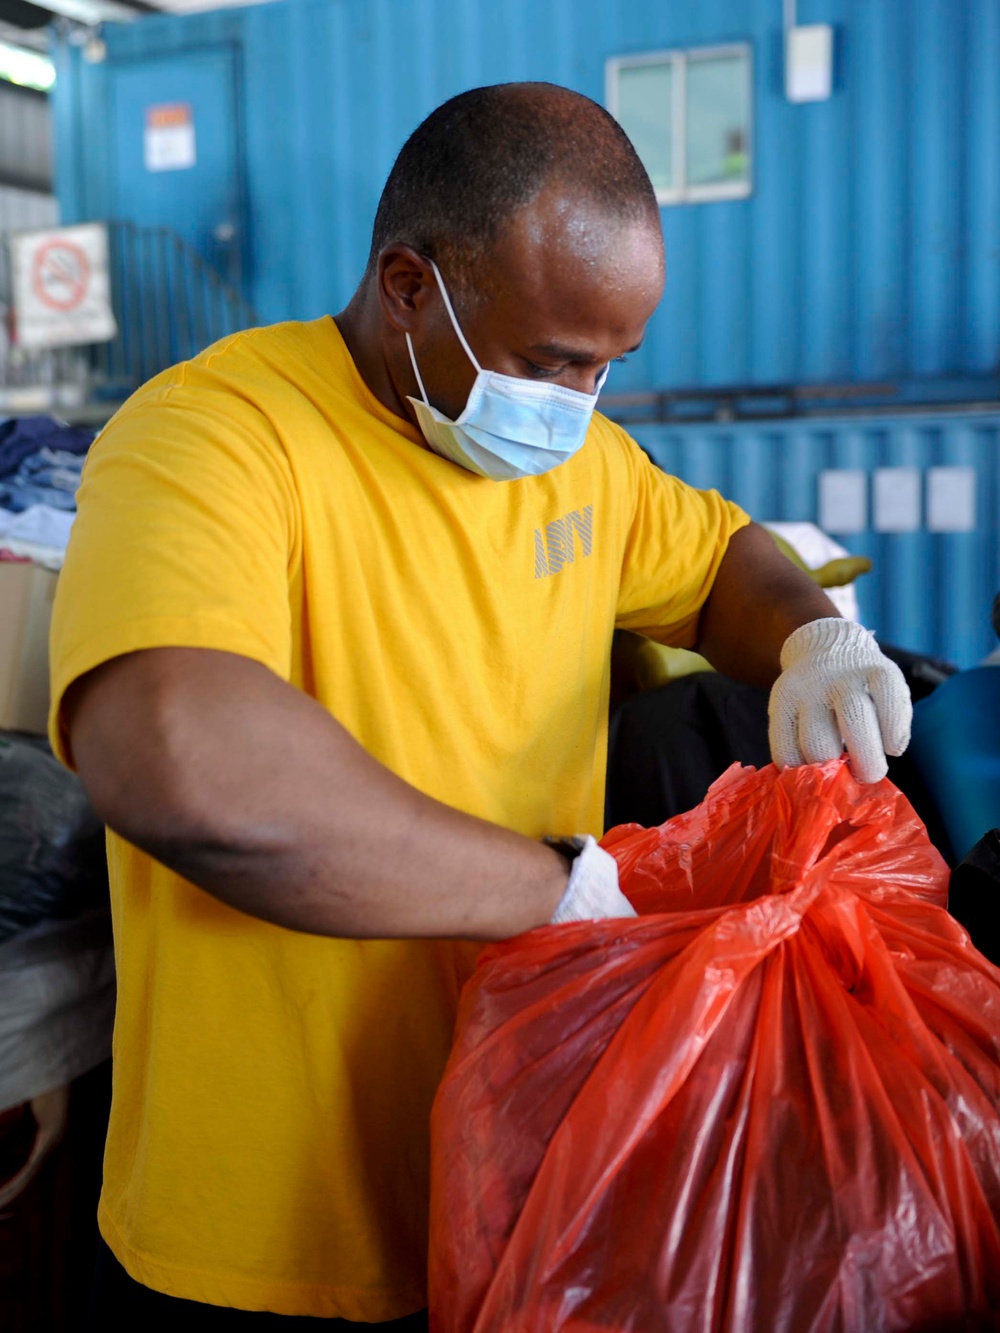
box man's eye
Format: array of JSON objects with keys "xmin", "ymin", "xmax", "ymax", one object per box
[{"xmin": 523, "ymin": 361, "xmax": 562, "ymax": 378}]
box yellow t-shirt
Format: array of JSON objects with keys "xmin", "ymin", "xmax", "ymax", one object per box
[{"xmin": 49, "ymin": 319, "xmax": 748, "ymax": 1318}]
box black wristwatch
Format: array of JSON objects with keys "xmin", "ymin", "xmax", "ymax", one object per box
[{"xmin": 542, "ymin": 835, "xmax": 587, "ymax": 868}]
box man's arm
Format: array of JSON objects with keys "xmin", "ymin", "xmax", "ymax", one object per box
[
  {"xmin": 64, "ymin": 647, "xmax": 573, "ymax": 941},
  {"xmin": 694, "ymin": 521, "xmax": 840, "ymax": 686},
  {"xmin": 696, "ymin": 521, "xmax": 911, "ymax": 782}
]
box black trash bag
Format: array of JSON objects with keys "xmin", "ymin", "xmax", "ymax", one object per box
[
  {"xmin": 0, "ymin": 734, "xmax": 109, "ymax": 943},
  {"xmin": 878, "ymin": 642, "xmax": 957, "ymax": 703},
  {"xmin": 949, "ymin": 829, "xmax": 1000, "ymax": 966},
  {"xmin": 605, "ymin": 672, "xmax": 771, "ymax": 830}
]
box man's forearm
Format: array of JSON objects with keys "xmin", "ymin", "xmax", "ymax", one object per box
[
  {"xmin": 66, "ymin": 648, "xmax": 570, "ymax": 941},
  {"xmin": 695, "ymin": 522, "xmax": 840, "ymax": 688}
]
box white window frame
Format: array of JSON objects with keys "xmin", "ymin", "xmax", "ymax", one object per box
[{"xmin": 605, "ymin": 43, "xmax": 754, "ymax": 207}]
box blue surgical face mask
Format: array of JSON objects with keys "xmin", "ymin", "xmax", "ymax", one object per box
[{"xmin": 405, "ymin": 261, "xmax": 609, "ymax": 482}]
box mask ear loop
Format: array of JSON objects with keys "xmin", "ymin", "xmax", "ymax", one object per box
[
  {"xmin": 405, "ymin": 333, "xmax": 431, "ymax": 406},
  {"xmin": 428, "ymin": 259, "xmax": 483, "ymax": 373},
  {"xmin": 405, "ymin": 259, "xmax": 481, "ymax": 407}
]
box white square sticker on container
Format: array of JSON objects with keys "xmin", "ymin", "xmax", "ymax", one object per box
[
  {"xmin": 926, "ymin": 467, "xmax": 977, "ymax": 533},
  {"xmin": 144, "ymin": 103, "xmax": 196, "ymax": 172},
  {"xmin": 818, "ymin": 469, "xmax": 867, "ymax": 534},
  {"xmin": 873, "ymin": 467, "xmax": 922, "ymax": 533}
]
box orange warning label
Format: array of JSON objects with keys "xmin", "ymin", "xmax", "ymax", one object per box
[{"xmin": 146, "ymin": 103, "xmax": 192, "ymax": 130}]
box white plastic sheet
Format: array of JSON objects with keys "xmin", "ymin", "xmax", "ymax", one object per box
[{"xmin": 0, "ymin": 908, "xmax": 114, "ymax": 1113}]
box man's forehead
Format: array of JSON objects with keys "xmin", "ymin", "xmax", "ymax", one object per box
[
  {"xmin": 494, "ymin": 190, "xmax": 662, "ymax": 272},
  {"xmin": 477, "ymin": 196, "xmax": 663, "ymax": 351}
]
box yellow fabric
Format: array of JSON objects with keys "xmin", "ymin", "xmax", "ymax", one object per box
[
  {"xmin": 611, "ymin": 632, "xmax": 714, "ymax": 697},
  {"xmin": 49, "ymin": 319, "xmax": 749, "ymax": 1318},
  {"xmin": 767, "ymin": 531, "xmax": 873, "ymax": 589}
]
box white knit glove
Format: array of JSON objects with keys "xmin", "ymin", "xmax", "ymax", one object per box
[
  {"xmin": 768, "ymin": 618, "xmax": 912, "ymax": 784},
  {"xmin": 548, "ymin": 836, "xmax": 637, "ymax": 924}
]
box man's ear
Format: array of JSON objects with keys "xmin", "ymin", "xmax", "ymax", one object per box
[{"xmin": 376, "ymin": 246, "xmax": 436, "ymax": 332}]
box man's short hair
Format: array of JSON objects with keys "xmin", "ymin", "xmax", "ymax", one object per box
[{"xmin": 367, "ymin": 82, "xmax": 659, "ymax": 290}]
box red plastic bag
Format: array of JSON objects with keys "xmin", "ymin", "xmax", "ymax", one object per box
[{"xmin": 430, "ymin": 761, "xmax": 1000, "ymax": 1332}]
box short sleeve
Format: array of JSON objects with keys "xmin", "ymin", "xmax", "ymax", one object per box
[
  {"xmin": 614, "ymin": 435, "xmax": 749, "ymax": 648},
  {"xmin": 49, "ymin": 354, "xmax": 299, "ymax": 766}
]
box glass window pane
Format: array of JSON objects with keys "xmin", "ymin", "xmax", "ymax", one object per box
[
  {"xmin": 685, "ymin": 52, "xmax": 750, "ymax": 189},
  {"xmin": 615, "ymin": 61, "xmax": 673, "ymax": 195}
]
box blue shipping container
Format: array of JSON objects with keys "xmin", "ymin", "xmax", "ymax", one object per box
[{"xmin": 54, "ymin": 0, "xmax": 1000, "ymax": 397}]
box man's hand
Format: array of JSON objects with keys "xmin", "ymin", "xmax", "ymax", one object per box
[
  {"xmin": 696, "ymin": 524, "xmax": 911, "ymax": 783},
  {"xmin": 546, "ymin": 836, "xmax": 636, "ymax": 924},
  {"xmin": 768, "ymin": 618, "xmax": 912, "ymax": 784}
]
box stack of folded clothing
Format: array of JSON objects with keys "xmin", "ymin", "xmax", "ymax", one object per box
[
  {"xmin": 0, "ymin": 418, "xmax": 94, "ymax": 568},
  {"xmin": 0, "ymin": 447, "xmax": 86, "ymax": 514}
]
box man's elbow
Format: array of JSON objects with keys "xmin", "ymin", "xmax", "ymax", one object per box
[
  {"xmin": 74, "ymin": 725, "xmax": 234, "ymax": 871},
  {"xmin": 65, "ymin": 659, "xmax": 258, "ymax": 873}
]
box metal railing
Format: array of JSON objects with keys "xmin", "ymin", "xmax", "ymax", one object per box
[{"xmin": 0, "ymin": 220, "xmax": 258, "ymax": 416}]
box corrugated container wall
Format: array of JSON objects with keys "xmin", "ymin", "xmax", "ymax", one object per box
[
  {"xmin": 0, "ymin": 85, "xmax": 57, "ymax": 307},
  {"xmin": 638, "ymin": 411, "xmax": 999, "ymax": 668},
  {"xmin": 0, "ymin": 85, "xmax": 52, "ymax": 195},
  {"xmin": 53, "ymin": 0, "xmax": 1000, "ymax": 396}
]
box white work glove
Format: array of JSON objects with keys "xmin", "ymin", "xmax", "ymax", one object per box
[
  {"xmin": 768, "ymin": 618, "xmax": 912, "ymax": 784},
  {"xmin": 547, "ymin": 835, "xmax": 637, "ymax": 924}
]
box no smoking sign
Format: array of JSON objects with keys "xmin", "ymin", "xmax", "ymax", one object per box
[
  {"xmin": 32, "ymin": 238, "xmax": 91, "ymax": 312},
  {"xmin": 11, "ymin": 223, "xmax": 117, "ymax": 349}
]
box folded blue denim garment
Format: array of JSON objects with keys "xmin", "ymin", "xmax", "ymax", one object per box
[{"xmin": 0, "ymin": 447, "xmax": 86, "ymax": 512}]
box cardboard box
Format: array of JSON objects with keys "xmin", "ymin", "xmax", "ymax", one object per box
[{"xmin": 0, "ymin": 561, "xmax": 57, "ymax": 735}]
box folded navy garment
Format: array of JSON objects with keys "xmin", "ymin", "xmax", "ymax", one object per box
[{"xmin": 0, "ymin": 417, "xmax": 94, "ymax": 482}]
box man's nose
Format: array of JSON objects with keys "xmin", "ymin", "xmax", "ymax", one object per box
[{"xmin": 561, "ymin": 364, "xmax": 608, "ymax": 395}]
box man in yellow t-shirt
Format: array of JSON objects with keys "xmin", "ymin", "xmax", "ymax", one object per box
[{"xmin": 52, "ymin": 85, "xmax": 911, "ymax": 1326}]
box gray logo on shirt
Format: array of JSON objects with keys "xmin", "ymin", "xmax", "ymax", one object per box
[{"xmin": 534, "ymin": 505, "xmax": 594, "ymax": 578}]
